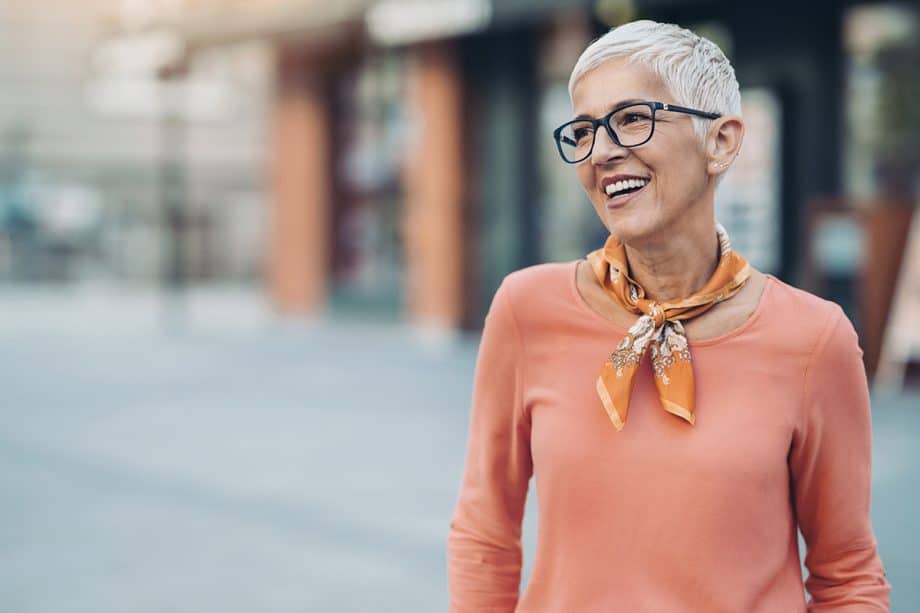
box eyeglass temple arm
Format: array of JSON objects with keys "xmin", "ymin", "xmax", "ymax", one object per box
[{"xmin": 657, "ymin": 102, "xmax": 722, "ymax": 119}]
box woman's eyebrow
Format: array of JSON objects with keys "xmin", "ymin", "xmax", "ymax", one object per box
[{"xmin": 573, "ymin": 98, "xmax": 646, "ymax": 120}]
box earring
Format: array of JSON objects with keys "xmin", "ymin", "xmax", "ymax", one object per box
[{"xmin": 715, "ymin": 161, "xmax": 729, "ymax": 169}]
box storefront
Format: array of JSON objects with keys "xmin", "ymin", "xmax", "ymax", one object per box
[{"xmin": 329, "ymin": 49, "xmax": 409, "ymax": 321}]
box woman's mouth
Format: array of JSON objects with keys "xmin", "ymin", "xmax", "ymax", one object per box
[{"xmin": 604, "ymin": 178, "xmax": 650, "ymax": 209}]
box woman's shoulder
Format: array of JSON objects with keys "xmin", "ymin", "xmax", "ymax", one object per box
[
  {"xmin": 757, "ymin": 273, "xmax": 858, "ymax": 357},
  {"xmin": 496, "ymin": 260, "xmax": 576, "ymax": 305},
  {"xmin": 493, "ymin": 259, "xmax": 581, "ymax": 328},
  {"xmin": 502, "ymin": 259, "xmax": 575, "ymax": 288},
  {"xmin": 761, "ymin": 273, "xmax": 846, "ymax": 326}
]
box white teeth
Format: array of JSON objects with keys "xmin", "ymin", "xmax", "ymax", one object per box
[{"xmin": 605, "ymin": 177, "xmax": 650, "ymax": 197}]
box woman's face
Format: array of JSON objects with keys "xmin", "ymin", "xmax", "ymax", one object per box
[{"xmin": 570, "ymin": 57, "xmax": 718, "ymax": 244}]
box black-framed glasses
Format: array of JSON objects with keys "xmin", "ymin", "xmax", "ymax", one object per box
[{"xmin": 552, "ymin": 101, "xmax": 722, "ymax": 164}]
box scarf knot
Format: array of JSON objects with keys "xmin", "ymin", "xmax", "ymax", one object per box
[{"xmin": 646, "ymin": 302, "xmax": 667, "ymax": 327}]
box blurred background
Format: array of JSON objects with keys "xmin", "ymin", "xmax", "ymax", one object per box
[{"xmin": 1, "ymin": 0, "xmax": 918, "ymax": 611}]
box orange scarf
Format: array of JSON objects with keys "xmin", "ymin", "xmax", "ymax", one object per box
[{"xmin": 585, "ymin": 221, "xmax": 751, "ymax": 431}]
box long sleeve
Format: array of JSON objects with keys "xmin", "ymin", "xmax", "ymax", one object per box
[
  {"xmin": 788, "ymin": 305, "xmax": 892, "ymax": 611},
  {"xmin": 447, "ymin": 279, "xmax": 533, "ymax": 612}
]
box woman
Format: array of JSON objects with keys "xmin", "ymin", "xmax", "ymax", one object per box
[{"xmin": 447, "ymin": 19, "xmax": 891, "ymax": 612}]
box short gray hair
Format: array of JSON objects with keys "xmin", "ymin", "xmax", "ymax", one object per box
[{"xmin": 568, "ymin": 19, "xmax": 742, "ymax": 152}]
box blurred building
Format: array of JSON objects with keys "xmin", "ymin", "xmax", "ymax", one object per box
[
  {"xmin": 2, "ymin": 0, "xmax": 916, "ymax": 376},
  {"xmin": 0, "ymin": 0, "xmax": 272, "ymax": 285}
]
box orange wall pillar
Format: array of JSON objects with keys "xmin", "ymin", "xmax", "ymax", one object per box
[
  {"xmin": 403, "ymin": 41, "xmax": 467, "ymax": 330},
  {"xmin": 267, "ymin": 49, "xmax": 331, "ymax": 315}
]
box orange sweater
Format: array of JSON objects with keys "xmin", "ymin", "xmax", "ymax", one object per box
[{"xmin": 447, "ymin": 259, "xmax": 891, "ymax": 612}]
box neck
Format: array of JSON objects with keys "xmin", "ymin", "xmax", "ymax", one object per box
[{"xmin": 622, "ymin": 217, "xmax": 720, "ymax": 302}]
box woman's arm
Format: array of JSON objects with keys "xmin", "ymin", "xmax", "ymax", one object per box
[
  {"xmin": 789, "ymin": 305, "xmax": 892, "ymax": 612},
  {"xmin": 447, "ymin": 278, "xmax": 533, "ymax": 612}
]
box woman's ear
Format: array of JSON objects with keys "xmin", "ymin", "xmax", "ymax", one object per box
[{"xmin": 707, "ymin": 115, "xmax": 744, "ymax": 173}]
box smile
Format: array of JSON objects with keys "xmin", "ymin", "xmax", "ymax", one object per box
[{"xmin": 605, "ymin": 178, "xmax": 650, "ymax": 207}]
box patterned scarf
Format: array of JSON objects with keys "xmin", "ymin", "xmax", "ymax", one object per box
[{"xmin": 585, "ymin": 221, "xmax": 751, "ymax": 431}]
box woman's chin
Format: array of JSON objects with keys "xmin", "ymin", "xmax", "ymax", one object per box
[{"xmin": 604, "ymin": 215, "xmax": 659, "ymax": 245}]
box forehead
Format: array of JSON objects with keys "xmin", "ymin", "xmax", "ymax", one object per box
[{"xmin": 571, "ymin": 57, "xmax": 667, "ymax": 118}]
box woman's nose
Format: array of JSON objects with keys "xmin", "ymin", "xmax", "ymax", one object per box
[{"xmin": 590, "ymin": 126, "xmax": 629, "ymax": 165}]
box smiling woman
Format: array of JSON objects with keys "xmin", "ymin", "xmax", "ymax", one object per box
[{"xmin": 447, "ymin": 18, "xmax": 892, "ymax": 613}]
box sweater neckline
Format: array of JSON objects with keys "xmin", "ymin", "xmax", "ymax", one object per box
[{"xmin": 568, "ymin": 258, "xmax": 776, "ymax": 347}]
